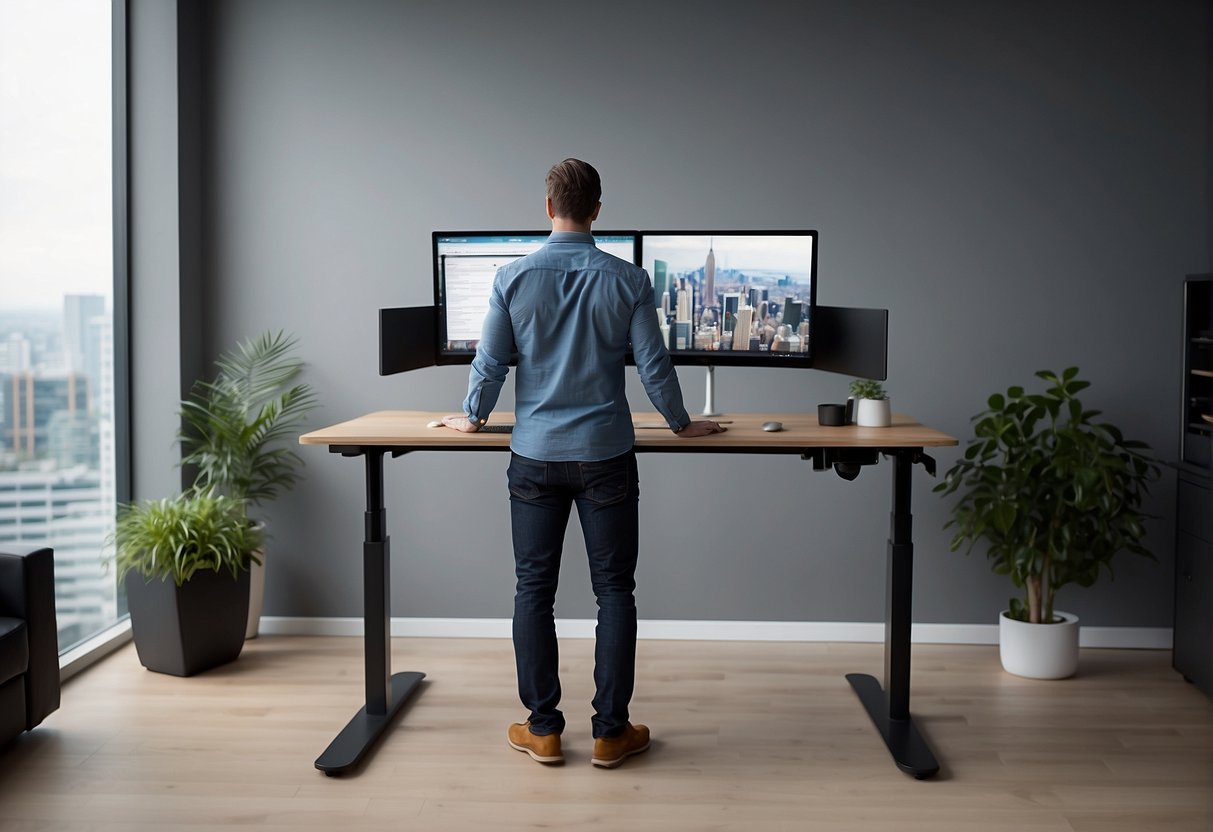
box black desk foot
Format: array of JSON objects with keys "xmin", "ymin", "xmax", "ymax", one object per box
[
  {"xmin": 315, "ymin": 671, "xmax": 426, "ymax": 775},
  {"xmin": 846, "ymin": 673, "xmax": 939, "ymax": 779}
]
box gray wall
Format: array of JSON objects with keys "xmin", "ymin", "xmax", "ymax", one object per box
[{"xmin": 195, "ymin": 0, "xmax": 1208, "ymax": 627}]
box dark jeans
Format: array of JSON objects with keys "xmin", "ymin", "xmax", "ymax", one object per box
[{"xmin": 507, "ymin": 450, "xmax": 639, "ymax": 738}]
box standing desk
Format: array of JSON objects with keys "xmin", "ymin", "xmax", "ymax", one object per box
[{"xmin": 300, "ymin": 410, "xmax": 957, "ymax": 778}]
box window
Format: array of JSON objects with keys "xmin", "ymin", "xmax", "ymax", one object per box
[{"xmin": 0, "ymin": 0, "xmax": 127, "ymax": 652}]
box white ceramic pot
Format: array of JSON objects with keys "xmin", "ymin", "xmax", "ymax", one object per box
[
  {"xmin": 245, "ymin": 544, "xmax": 266, "ymax": 639},
  {"xmin": 855, "ymin": 398, "xmax": 892, "ymax": 427},
  {"xmin": 999, "ymin": 610, "xmax": 1079, "ymax": 679}
]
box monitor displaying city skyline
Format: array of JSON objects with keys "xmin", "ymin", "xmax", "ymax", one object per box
[{"xmin": 639, "ymin": 231, "xmax": 817, "ymax": 363}]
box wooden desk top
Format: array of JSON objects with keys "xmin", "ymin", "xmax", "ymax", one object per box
[{"xmin": 300, "ymin": 411, "xmax": 957, "ymax": 451}]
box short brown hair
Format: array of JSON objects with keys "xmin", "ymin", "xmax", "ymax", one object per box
[{"xmin": 545, "ymin": 158, "xmax": 601, "ymax": 222}]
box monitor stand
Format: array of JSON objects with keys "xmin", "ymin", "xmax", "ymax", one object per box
[{"xmin": 701, "ymin": 365, "xmax": 722, "ymax": 417}]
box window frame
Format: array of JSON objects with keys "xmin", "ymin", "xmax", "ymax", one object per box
[{"xmin": 59, "ymin": 0, "xmax": 134, "ymax": 675}]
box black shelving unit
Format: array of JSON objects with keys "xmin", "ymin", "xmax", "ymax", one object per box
[{"xmin": 1175, "ymin": 275, "xmax": 1213, "ymax": 698}]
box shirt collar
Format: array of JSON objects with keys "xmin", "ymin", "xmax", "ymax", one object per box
[{"xmin": 547, "ymin": 231, "xmax": 596, "ymax": 245}]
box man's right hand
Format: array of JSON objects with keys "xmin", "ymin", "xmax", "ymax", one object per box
[
  {"xmin": 675, "ymin": 420, "xmax": 728, "ymax": 437},
  {"xmin": 441, "ymin": 415, "xmax": 481, "ymax": 433}
]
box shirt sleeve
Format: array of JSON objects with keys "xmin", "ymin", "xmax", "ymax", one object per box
[
  {"xmin": 629, "ymin": 270, "xmax": 690, "ymax": 431},
  {"xmin": 462, "ymin": 273, "xmax": 514, "ymax": 423}
]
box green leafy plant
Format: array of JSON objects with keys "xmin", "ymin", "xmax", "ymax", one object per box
[
  {"xmin": 935, "ymin": 368, "xmax": 1159, "ymax": 624},
  {"xmin": 179, "ymin": 330, "xmax": 317, "ymax": 510},
  {"xmin": 113, "ymin": 488, "xmax": 264, "ymax": 587},
  {"xmin": 849, "ymin": 378, "xmax": 887, "ymax": 400}
]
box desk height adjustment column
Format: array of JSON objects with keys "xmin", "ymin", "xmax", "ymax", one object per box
[
  {"xmin": 315, "ymin": 447, "xmax": 426, "ymax": 776},
  {"xmin": 846, "ymin": 449, "xmax": 940, "ymax": 779}
]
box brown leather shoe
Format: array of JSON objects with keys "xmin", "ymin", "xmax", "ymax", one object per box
[
  {"xmin": 507, "ymin": 722, "xmax": 564, "ymax": 764},
  {"xmin": 591, "ymin": 722, "xmax": 650, "ymax": 768}
]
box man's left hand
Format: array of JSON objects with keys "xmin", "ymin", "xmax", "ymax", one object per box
[{"xmin": 675, "ymin": 420, "xmax": 728, "ymax": 437}]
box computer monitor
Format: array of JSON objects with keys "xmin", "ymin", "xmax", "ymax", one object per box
[
  {"xmin": 638, "ymin": 230, "xmax": 818, "ymax": 367},
  {"xmin": 433, "ymin": 230, "xmax": 638, "ymax": 364}
]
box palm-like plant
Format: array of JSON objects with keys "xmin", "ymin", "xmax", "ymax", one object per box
[{"xmin": 179, "ymin": 331, "xmax": 317, "ymax": 510}]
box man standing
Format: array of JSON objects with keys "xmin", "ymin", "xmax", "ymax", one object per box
[{"xmin": 443, "ymin": 159, "xmax": 725, "ymax": 768}]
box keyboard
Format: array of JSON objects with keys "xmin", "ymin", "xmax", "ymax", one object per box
[{"xmin": 477, "ymin": 424, "xmax": 513, "ymax": 434}]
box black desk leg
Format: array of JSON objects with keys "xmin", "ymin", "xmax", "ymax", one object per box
[
  {"xmin": 846, "ymin": 450, "xmax": 940, "ymax": 779},
  {"xmin": 315, "ymin": 448, "xmax": 425, "ymax": 776}
]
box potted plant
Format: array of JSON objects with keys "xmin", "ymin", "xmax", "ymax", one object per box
[
  {"xmin": 178, "ymin": 330, "xmax": 316, "ymax": 638},
  {"xmin": 849, "ymin": 378, "xmax": 891, "ymax": 427},
  {"xmin": 113, "ymin": 488, "xmax": 263, "ymax": 676},
  {"xmin": 935, "ymin": 368, "xmax": 1159, "ymax": 679}
]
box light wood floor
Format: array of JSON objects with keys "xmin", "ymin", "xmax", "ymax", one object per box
[{"xmin": 0, "ymin": 636, "xmax": 1210, "ymax": 831}]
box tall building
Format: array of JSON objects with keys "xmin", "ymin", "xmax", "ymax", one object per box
[
  {"xmin": 653, "ymin": 260, "xmax": 668, "ymax": 308},
  {"xmin": 3, "ymin": 373, "xmax": 90, "ymax": 458},
  {"xmin": 84, "ymin": 313, "xmax": 108, "ymax": 414},
  {"xmin": 0, "ymin": 333, "xmax": 32, "ymax": 375},
  {"xmin": 63, "ymin": 295, "xmax": 105, "ymax": 408},
  {"xmin": 673, "ymin": 321, "xmax": 692, "ymax": 351},
  {"xmin": 656, "ymin": 308, "xmax": 671, "ymax": 353},
  {"xmin": 48, "ymin": 411, "xmax": 97, "ymax": 469},
  {"xmin": 722, "ymin": 293, "xmax": 741, "ymax": 333},
  {"xmin": 703, "ymin": 240, "xmax": 715, "ymax": 309},
  {"xmin": 732, "ymin": 307, "xmax": 753, "ymax": 351},
  {"xmin": 676, "ymin": 278, "xmax": 693, "ymax": 324},
  {"xmin": 0, "ymin": 466, "xmax": 116, "ymax": 650},
  {"xmin": 0, "ymin": 307, "xmax": 119, "ymax": 653}
]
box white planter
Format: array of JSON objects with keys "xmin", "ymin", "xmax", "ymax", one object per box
[
  {"xmin": 245, "ymin": 545, "xmax": 266, "ymax": 639},
  {"xmin": 999, "ymin": 610, "xmax": 1079, "ymax": 679},
  {"xmin": 855, "ymin": 398, "xmax": 892, "ymax": 427}
]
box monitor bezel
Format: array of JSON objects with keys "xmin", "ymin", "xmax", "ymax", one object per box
[
  {"xmin": 637, "ymin": 229, "xmax": 818, "ymax": 368},
  {"xmin": 432, "ymin": 229, "xmax": 640, "ymax": 366}
]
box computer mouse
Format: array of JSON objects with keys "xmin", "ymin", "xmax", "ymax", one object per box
[
  {"xmin": 761, "ymin": 421, "xmax": 783, "ymax": 432},
  {"xmin": 426, "ymin": 420, "xmax": 443, "ymax": 428}
]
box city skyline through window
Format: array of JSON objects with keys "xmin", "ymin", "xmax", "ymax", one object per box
[{"xmin": 0, "ymin": 1, "xmax": 122, "ymax": 651}]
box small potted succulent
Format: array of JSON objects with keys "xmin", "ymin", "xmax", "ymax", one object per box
[
  {"xmin": 113, "ymin": 487, "xmax": 263, "ymax": 676},
  {"xmin": 849, "ymin": 378, "xmax": 891, "ymax": 427},
  {"xmin": 934, "ymin": 368, "xmax": 1159, "ymax": 679}
]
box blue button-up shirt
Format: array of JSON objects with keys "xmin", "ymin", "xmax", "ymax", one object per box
[{"xmin": 463, "ymin": 231, "xmax": 690, "ymax": 461}]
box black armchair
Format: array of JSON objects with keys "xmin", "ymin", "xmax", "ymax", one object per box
[{"xmin": 0, "ymin": 547, "xmax": 60, "ymax": 746}]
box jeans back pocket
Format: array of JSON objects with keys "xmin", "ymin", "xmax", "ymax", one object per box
[
  {"xmin": 580, "ymin": 456, "xmax": 632, "ymax": 506},
  {"xmin": 507, "ymin": 454, "xmax": 545, "ymax": 500}
]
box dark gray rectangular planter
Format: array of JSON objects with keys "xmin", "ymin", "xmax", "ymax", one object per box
[{"xmin": 124, "ymin": 568, "xmax": 250, "ymax": 677}]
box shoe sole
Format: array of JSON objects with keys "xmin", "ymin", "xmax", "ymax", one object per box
[
  {"xmin": 591, "ymin": 739, "xmax": 651, "ymax": 769},
  {"xmin": 508, "ymin": 738, "xmax": 564, "ymax": 764}
]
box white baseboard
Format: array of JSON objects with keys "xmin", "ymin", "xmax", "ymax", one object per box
[{"xmin": 257, "ymin": 616, "xmax": 1172, "ymax": 649}]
